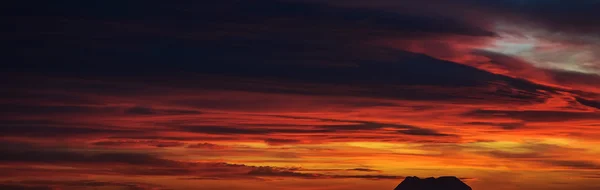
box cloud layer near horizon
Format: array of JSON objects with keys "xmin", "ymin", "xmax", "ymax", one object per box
[{"xmin": 3, "ymin": 0, "xmax": 600, "ymax": 190}]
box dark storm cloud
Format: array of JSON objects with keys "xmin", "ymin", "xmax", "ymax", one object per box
[
  {"xmin": 316, "ymin": 122, "xmax": 391, "ymax": 131},
  {"xmin": 576, "ymin": 97, "xmax": 600, "ymax": 110},
  {"xmin": 397, "ymin": 128, "xmax": 452, "ymax": 137},
  {"xmin": 464, "ymin": 109, "xmax": 600, "ymax": 122},
  {"xmin": 0, "ymin": 184, "xmax": 53, "ymax": 190},
  {"xmin": 5, "ymin": 0, "xmax": 494, "ymax": 75},
  {"xmin": 316, "ymin": 0, "xmax": 600, "ymax": 35},
  {"xmin": 115, "ymin": 168, "xmax": 198, "ymax": 176},
  {"xmin": 123, "ymin": 106, "xmax": 202, "ymax": 115},
  {"xmin": 0, "ymin": 141, "xmax": 41, "ymax": 150},
  {"xmin": 175, "ymin": 126, "xmax": 329, "ymax": 135},
  {"xmin": 109, "ymin": 135, "xmax": 238, "ymax": 142},
  {"xmin": 0, "ymin": 147, "xmax": 181, "ymax": 167},
  {"xmin": 315, "ymin": 120, "xmax": 453, "ymax": 137},
  {"xmin": 4, "ymin": 57, "xmax": 557, "ymax": 107},
  {"xmin": 264, "ymin": 138, "xmax": 303, "ymax": 146},
  {"xmin": 0, "ymin": 90, "xmax": 103, "ymax": 106},
  {"xmin": 0, "ymin": 125, "xmax": 124, "ymax": 137},
  {"xmin": 0, "ymin": 104, "xmax": 118, "ymax": 115},
  {"xmin": 0, "ymin": 120, "xmax": 140, "ymax": 137},
  {"xmin": 124, "ymin": 106, "xmax": 156, "ymax": 115},
  {"xmin": 92, "ymin": 140, "xmax": 186, "ymax": 148},
  {"xmin": 0, "ymin": 180, "xmax": 167, "ymax": 190},
  {"xmin": 2, "ymin": 0, "xmax": 586, "ymax": 109},
  {"xmin": 0, "ymin": 0, "xmax": 519, "ymax": 97},
  {"xmin": 0, "ymin": 75, "xmax": 168, "ymax": 97},
  {"xmin": 268, "ymin": 116, "xmax": 439, "ymax": 133},
  {"xmin": 172, "ymin": 120, "xmax": 453, "ymax": 138},
  {"xmin": 4, "ymin": 0, "xmax": 564, "ymax": 106}
]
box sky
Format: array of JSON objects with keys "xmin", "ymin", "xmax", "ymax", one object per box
[{"xmin": 3, "ymin": 0, "xmax": 600, "ymax": 190}]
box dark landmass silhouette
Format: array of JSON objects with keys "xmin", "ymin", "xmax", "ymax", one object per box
[{"xmin": 394, "ymin": 176, "xmax": 472, "ymax": 190}]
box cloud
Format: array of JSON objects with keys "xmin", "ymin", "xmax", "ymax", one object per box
[
  {"xmin": 0, "ymin": 120, "xmax": 140, "ymax": 137},
  {"xmin": 318, "ymin": 121, "xmax": 455, "ymax": 137},
  {"xmin": 463, "ymin": 122, "xmax": 525, "ymax": 130},
  {"xmin": 397, "ymin": 128, "xmax": 453, "ymax": 137},
  {"xmin": 542, "ymin": 160, "xmax": 600, "ymax": 170},
  {"xmin": 170, "ymin": 120, "xmax": 455, "ymax": 141},
  {"xmin": 92, "ymin": 140, "xmax": 185, "ymax": 148},
  {"xmin": 464, "ymin": 141, "xmax": 600, "ymax": 171},
  {"xmin": 483, "ymin": 1, "xmax": 600, "ymax": 35},
  {"xmin": 123, "ymin": 106, "xmax": 202, "ymax": 115},
  {"xmin": 0, "ymin": 104, "xmax": 118, "ymax": 115},
  {"xmin": 124, "ymin": 106, "xmax": 157, "ymax": 115},
  {"xmin": 175, "ymin": 125, "xmax": 329, "ymax": 135},
  {"xmin": 247, "ymin": 166, "xmax": 321, "ymax": 178},
  {"xmin": 0, "ymin": 180, "xmax": 168, "ymax": 190},
  {"xmin": 187, "ymin": 143, "xmax": 228, "ymax": 149},
  {"xmin": 3, "ymin": 0, "xmax": 596, "ymax": 103},
  {"xmin": 346, "ymin": 168, "xmax": 381, "ymax": 172},
  {"xmin": 576, "ymin": 97, "xmax": 600, "ymax": 110},
  {"xmin": 331, "ymin": 175, "xmax": 403, "ymax": 179},
  {"xmin": 316, "ymin": 0, "xmax": 600, "ymax": 35},
  {"xmin": 6, "ymin": 0, "xmax": 496, "ymax": 76},
  {"xmin": 472, "ymin": 50, "xmax": 600, "ymax": 92},
  {"xmin": 464, "ymin": 109, "xmax": 600, "ymax": 122},
  {"xmin": 0, "ymin": 147, "xmax": 181, "ymax": 167},
  {"xmin": 307, "ymin": 0, "xmax": 600, "ymax": 84},
  {"xmin": 3, "ymin": 0, "xmax": 600, "ymax": 189},
  {"xmin": 175, "ymin": 126, "xmax": 269, "ymax": 135},
  {"xmin": 0, "ymin": 141, "xmax": 403, "ymax": 180},
  {"xmin": 264, "ymin": 138, "xmax": 302, "ymax": 146},
  {"xmin": 0, "ymin": 184, "xmax": 53, "ymax": 190},
  {"xmin": 198, "ymin": 164, "xmax": 402, "ymax": 180}
]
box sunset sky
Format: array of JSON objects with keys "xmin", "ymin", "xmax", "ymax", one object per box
[{"xmin": 3, "ymin": 0, "xmax": 600, "ymax": 190}]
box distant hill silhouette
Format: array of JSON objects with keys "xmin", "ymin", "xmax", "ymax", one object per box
[{"xmin": 394, "ymin": 176, "xmax": 471, "ymax": 190}]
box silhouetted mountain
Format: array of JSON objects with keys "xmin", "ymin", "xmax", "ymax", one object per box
[{"xmin": 394, "ymin": 176, "xmax": 471, "ymax": 190}]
